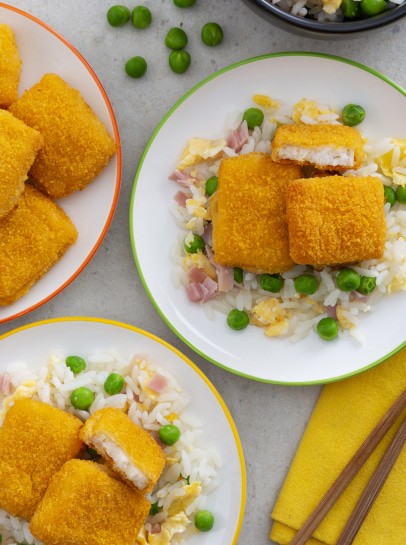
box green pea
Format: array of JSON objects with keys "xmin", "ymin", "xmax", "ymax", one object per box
[
  {"xmin": 87, "ymin": 446, "xmax": 99, "ymax": 457},
  {"xmin": 125, "ymin": 56, "xmax": 147, "ymax": 78},
  {"xmin": 317, "ymin": 318, "xmax": 338, "ymax": 341},
  {"xmin": 173, "ymin": 0, "xmax": 196, "ymax": 6},
  {"xmin": 357, "ymin": 276, "xmax": 376, "ymax": 296},
  {"xmin": 227, "ymin": 309, "xmax": 249, "ymax": 330},
  {"xmin": 205, "ymin": 176, "xmax": 218, "ymax": 196},
  {"xmin": 70, "ymin": 387, "xmax": 94, "ymax": 410},
  {"xmin": 360, "ymin": 0, "xmax": 386, "ymax": 15},
  {"xmin": 243, "ymin": 108, "xmax": 264, "ymax": 130},
  {"xmin": 234, "ymin": 267, "xmax": 243, "ymax": 283},
  {"xmin": 104, "ymin": 373, "xmax": 125, "ymax": 395},
  {"xmin": 66, "ymin": 356, "xmax": 86, "ymax": 374},
  {"xmin": 294, "ymin": 274, "xmax": 318, "ymax": 295},
  {"xmin": 132, "ymin": 6, "xmax": 152, "ymax": 29},
  {"xmin": 384, "ymin": 185, "xmax": 396, "ymax": 207},
  {"xmin": 396, "ymin": 185, "xmax": 406, "ymax": 204},
  {"xmin": 194, "ymin": 510, "xmax": 214, "ymax": 532},
  {"xmin": 184, "ymin": 234, "xmax": 205, "ymax": 254},
  {"xmin": 107, "ymin": 5, "xmax": 131, "ymax": 27},
  {"xmin": 260, "ymin": 274, "xmax": 284, "ymax": 293},
  {"xmin": 336, "ymin": 268, "xmax": 361, "ymax": 292},
  {"xmin": 169, "ymin": 50, "xmax": 191, "ymax": 74},
  {"xmin": 342, "ymin": 104, "xmax": 365, "ymax": 127},
  {"xmin": 341, "ymin": 0, "xmax": 361, "ymax": 17},
  {"xmin": 201, "ymin": 22, "xmax": 223, "ymax": 47},
  {"xmin": 158, "ymin": 424, "xmax": 181, "ymax": 445},
  {"xmin": 165, "ymin": 27, "xmax": 188, "ymax": 50},
  {"xmin": 0, "ymin": 535, "xmax": 2, "ymax": 545}
]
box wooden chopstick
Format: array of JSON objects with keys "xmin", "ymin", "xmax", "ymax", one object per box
[
  {"xmin": 289, "ymin": 386, "xmax": 406, "ymax": 545},
  {"xmin": 336, "ymin": 414, "xmax": 406, "ymax": 545}
]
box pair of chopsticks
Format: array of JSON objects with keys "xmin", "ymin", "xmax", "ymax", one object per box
[{"xmin": 289, "ymin": 386, "xmax": 406, "ymax": 545}]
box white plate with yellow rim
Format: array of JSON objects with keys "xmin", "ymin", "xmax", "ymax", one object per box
[
  {"xmin": 130, "ymin": 52, "xmax": 406, "ymax": 384},
  {"xmin": 0, "ymin": 317, "xmax": 245, "ymax": 545},
  {"xmin": 0, "ymin": 4, "xmax": 121, "ymax": 324}
]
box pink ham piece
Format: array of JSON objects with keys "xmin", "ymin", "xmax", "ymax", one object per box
[
  {"xmin": 151, "ymin": 524, "xmax": 161, "ymax": 534},
  {"xmin": 205, "ymin": 245, "xmax": 234, "ymax": 292},
  {"xmin": 185, "ymin": 277, "xmax": 218, "ymax": 303},
  {"xmin": 187, "ymin": 265, "xmax": 209, "ymax": 283},
  {"xmin": 0, "ymin": 373, "xmax": 12, "ymax": 396},
  {"xmin": 173, "ymin": 190, "xmax": 189, "ymax": 207},
  {"xmin": 226, "ymin": 120, "xmax": 249, "ymax": 152},
  {"xmin": 150, "ymin": 430, "xmax": 165, "ymax": 448},
  {"xmin": 326, "ymin": 305, "xmax": 337, "ymax": 320},
  {"xmin": 169, "ymin": 170, "xmax": 198, "ymax": 188},
  {"xmin": 202, "ymin": 222, "xmax": 213, "ymax": 247},
  {"xmin": 147, "ymin": 372, "xmax": 168, "ymax": 394}
]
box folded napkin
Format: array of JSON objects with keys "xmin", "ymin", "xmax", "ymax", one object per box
[{"xmin": 270, "ymin": 348, "xmax": 406, "ymax": 545}]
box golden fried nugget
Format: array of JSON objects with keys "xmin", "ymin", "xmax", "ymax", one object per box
[
  {"xmin": 30, "ymin": 460, "xmax": 150, "ymax": 545},
  {"xmin": 0, "ymin": 110, "xmax": 42, "ymax": 218},
  {"xmin": 285, "ymin": 175, "xmax": 386, "ymax": 266},
  {"xmin": 211, "ymin": 153, "xmax": 302, "ymax": 274},
  {"xmin": 271, "ymin": 123, "xmax": 365, "ymax": 171},
  {"xmin": 0, "ymin": 184, "xmax": 78, "ymax": 306},
  {"xmin": 0, "ymin": 398, "xmax": 84, "ymax": 519},
  {"xmin": 0, "ymin": 24, "xmax": 21, "ymax": 108},
  {"xmin": 9, "ymin": 73, "xmax": 116, "ymax": 199},
  {"xmin": 80, "ymin": 407, "xmax": 165, "ymax": 494}
]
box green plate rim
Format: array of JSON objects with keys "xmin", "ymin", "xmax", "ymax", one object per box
[{"xmin": 129, "ymin": 51, "xmax": 406, "ymax": 386}]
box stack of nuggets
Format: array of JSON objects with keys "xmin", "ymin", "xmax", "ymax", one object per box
[
  {"xmin": 0, "ymin": 398, "xmax": 84, "ymax": 519},
  {"xmin": 79, "ymin": 407, "xmax": 166, "ymax": 494},
  {"xmin": 0, "ymin": 184, "xmax": 78, "ymax": 306},
  {"xmin": 285, "ymin": 175, "xmax": 386, "ymax": 267},
  {"xmin": 0, "ymin": 109, "xmax": 43, "ymax": 218},
  {"xmin": 211, "ymin": 153, "xmax": 302, "ymax": 274},
  {"xmin": 9, "ymin": 73, "xmax": 117, "ymax": 199},
  {"xmin": 0, "ymin": 24, "xmax": 21, "ymax": 108},
  {"xmin": 29, "ymin": 460, "xmax": 151, "ymax": 545}
]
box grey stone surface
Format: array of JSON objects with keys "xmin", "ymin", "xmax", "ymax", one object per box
[{"xmin": 1, "ymin": 1, "xmax": 406, "ymax": 543}]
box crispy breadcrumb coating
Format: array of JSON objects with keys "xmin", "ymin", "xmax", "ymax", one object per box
[
  {"xmin": 285, "ymin": 175, "xmax": 386, "ymax": 266},
  {"xmin": 79, "ymin": 407, "xmax": 166, "ymax": 494},
  {"xmin": 0, "ymin": 24, "xmax": 21, "ymax": 108},
  {"xmin": 0, "ymin": 110, "xmax": 42, "ymax": 218},
  {"xmin": 271, "ymin": 123, "xmax": 365, "ymax": 171},
  {"xmin": 29, "ymin": 460, "xmax": 150, "ymax": 545},
  {"xmin": 0, "ymin": 398, "xmax": 84, "ymax": 519},
  {"xmin": 211, "ymin": 153, "xmax": 302, "ymax": 274},
  {"xmin": 0, "ymin": 183, "xmax": 78, "ymax": 306},
  {"xmin": 9, "ymin": 73, "xmax": 116, "ymax": 199}
]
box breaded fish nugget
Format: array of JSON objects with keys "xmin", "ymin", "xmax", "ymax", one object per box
[
  {"xmin": 0, "ymin": 184, "xmax": 78, "ymax": 306},
  {"xmin": 0, "ymin": 398, "xmax": 84, "ymax": 519},
  {"xmin": 271, "ymin": 123, "xmax": 365, "ymax": 171},
  {"xmin": 30, "ymin": 460, "xmax": 150, "ymax": 545},
  {"xmin": 211, "ymin": 153, "xmax": 302, "ymax": 274},
  {"xmin": 9, "ymin": 73, "xmax": 116, "ymax": 199},
  {"xmin": 80, "ymin": 407, "xmax": 165, "ymax": 494},
  {"xmin": 0, "ymin": 24, "xmax": 21, "ymax": 108},
  {"xmin": 0, "ymin": 110, "xmax": 43, "ymax": 218},
  {"xmin": 285, "ymin": 175, "xmax": 386, "ymax": 266}
]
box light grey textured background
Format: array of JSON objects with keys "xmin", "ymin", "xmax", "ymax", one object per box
[{"xmin": 1, "ymin": 1, "xmax": 406, "ymax": 543}]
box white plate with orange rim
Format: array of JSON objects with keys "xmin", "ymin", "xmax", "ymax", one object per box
[
  {"xmin": 130, "ymin": 52, "xmax": 406, "ymax": 385},
  {"xmin": 0, "ymin": 4, "xmax": 121, "ymax": 324},
  {"xmin": 0, "ymin": 317, "xmax": 245, "ymax": 545}
]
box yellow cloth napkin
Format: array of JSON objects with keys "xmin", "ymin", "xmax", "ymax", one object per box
[{"xmin": 270, "ymin": 347, "xmax": 406, "ymax": 545}]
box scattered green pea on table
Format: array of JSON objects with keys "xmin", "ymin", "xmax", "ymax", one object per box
[
  {"xmin": 169, "ymin": 50, "xmax": 191, "ymax": 74},
  {"xmin": 165, "ymin": 27, "xmax": 188, "ymax": 50},
  {"xmin": 173, "ymin": 0, "xmax": 196, "ymax": 6},
  {"xmin": 201, "ymin": 22, "xmax": 223, "ymax": 46},
  {"xmin": 125, "ymin": 56, "xmax": 147, "ymax": 78},
  {"xmin": 243, "ymin": 108, "xmax": 264, "ymax": 130},
  {"xmin": 107, "ymin": 5, "xmax": 131, "ymax": 27},
  {"xmin": 132, "ymin": 6, "xmax": 152, "ymax": 29}
]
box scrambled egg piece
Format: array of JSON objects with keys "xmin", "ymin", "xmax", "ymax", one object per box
[
  {"xmin": 185, "ymin": 187, "xmax": 210, "ymax": 220},
  {"xmin": 186, "ymin": 252, "xmax": 217, "ymax": 279},
  {"xmin": 375, "ymin": 139, "xmax": 406, "ymax": 186},
  {"xmin": 0, "ymin": 380, "xmax": 37, "ymax": 422},
  {"xmin": 292, "ymin": 99, "xmax": 338, "ymax": 124},
  {"xmin": 336, "ymin": 305, "xmax": 355, "ymax": 330},
  {"xmin": 148, "ymin": 512, "xmax": 190, "ymax": 545},
  {"xmin": 322, "ymin": 0, "xmax": 341, "ymax": 14},
  {"xmin": 250, "ymin": 298, "xmax": 291, "ymax": 337},
  {"xmin": 168, "ymin": 482, "xmax": 202, "ymax": 516},
  {"xmin": 177, "ymin": 138, "xmax": 226, "ymax": 170},
  {"xmin": 253, "ymin": 94, "xmax": 280, "ymax": 112}
]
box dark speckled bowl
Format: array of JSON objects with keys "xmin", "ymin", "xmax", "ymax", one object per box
[{"xmin": 241, "ymin": 0, "xmax": 406, "ymax": 39}]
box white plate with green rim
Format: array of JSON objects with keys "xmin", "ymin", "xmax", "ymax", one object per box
[
  {"xmin": 0, "ymin": 317, "xmax": 245, "ymax": 545},
  {"xmin": 130, "ymin": 52, "xmax": 406, "ymax": 384},
  {"xmin": 0, "ymin": 4, "xmax": 121, "ymax": 324}
]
